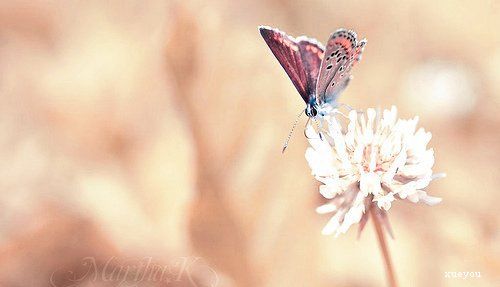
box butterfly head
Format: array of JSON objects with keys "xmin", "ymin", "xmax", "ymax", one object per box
[{"xmin": 305, "ymin": 99, "xmax": 318, "ymax": 117}]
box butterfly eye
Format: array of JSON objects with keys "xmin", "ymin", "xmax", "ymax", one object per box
[
  {"xmin": 326, "ymin": 64, "xmax": 333, "ymax": 70},
  {"xmin": 331, "ymin": 82, "xmax": 336, "ymax": 87},
  {"xmin": 311, "ymin": 108, "xmax": 318, "ymax": 117},
  {"xmin": 339, "ymin": 66, "xmax": 344, "ymax": 72}
]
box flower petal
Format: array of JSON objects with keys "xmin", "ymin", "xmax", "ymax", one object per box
[
  {"xmin": 360, "ymin": 172, "xmax": 382, "ymax": 196},
  {"xmin": 305, "ymin": 105, "xmax": 443, "ymax": 237},
  {"xmin": 319, "ymin": 184, "xmax": 339, "ymax": 199},
  {"xmin": 417, "ymin": 190, "xmax": 442, "ymax": 206},
  {"xmin": 321, "ymin": 212, "xmax": 342, "ymax": 235},
  {"xmin": 374, "ymin": 193, "xmax": 395, "ymax": 210},
  {"xmin": 316, "ymin": 203, "xmax": 337, "ymax": 214}
]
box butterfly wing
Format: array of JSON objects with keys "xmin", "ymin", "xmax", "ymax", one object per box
[
  {"xmin": 296, "ymin": 37, "xmax": 325, "ymax": 101},
  {"xmin": 259, "ymin": 26, "xmax": 324, "ymax": 103},
  {"xmin": 316, "ymin": 29, "xmax": 366, "ymax": 105}
]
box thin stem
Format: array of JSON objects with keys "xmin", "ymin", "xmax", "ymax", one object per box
[{"xmin": 371, "ymin": 207, "xmax": 398, "ymax": 287}]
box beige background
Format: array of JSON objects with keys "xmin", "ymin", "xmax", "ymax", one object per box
[{"xmin": 0, "ymin": 0, "xmax": 498, "ymax": 286}]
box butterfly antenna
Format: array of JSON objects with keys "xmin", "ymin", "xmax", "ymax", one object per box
[{"xmin": 282, "ymin": 110, "xmax": 305, "ymax": 153}]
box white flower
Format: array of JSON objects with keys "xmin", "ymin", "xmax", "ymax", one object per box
[{"xmin": 306, "ymin": 106, "xmax": 444, "ymax": 237}]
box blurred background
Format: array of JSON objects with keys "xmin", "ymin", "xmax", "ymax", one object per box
[{"xmin": 0, "ymin": 0, "xmax": 499, "ymax": 286}]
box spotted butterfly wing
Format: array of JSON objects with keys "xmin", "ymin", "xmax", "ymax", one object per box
[
  {"xmin": 259, "ymin": 26, "xmax": 324, "ymax": 104},
  {"xmin": 316, "ymin": 29, "xmax": 366, "ymax": 105}
]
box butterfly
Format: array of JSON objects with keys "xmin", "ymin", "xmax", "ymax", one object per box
[{"xmin": 259, "ymin": 26, "xmax": 366, "ymax": 118}]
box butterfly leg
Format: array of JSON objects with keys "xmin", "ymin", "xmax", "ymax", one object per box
[
  {"xmin": 331, "ymin": 109, "xmax": 351, "ymax": 121},
  {"xmin": 303, "ymin": 117, "xmax": 323, "ymax": 141},
  {"xmin": 338, "ymin": 102, "xmax": 363, "ymax": 114},
  {"xmin": 303, "ymin": 117, "xmax": 313, "ymax": 139},
  {"xmin": 313, "ymin": 118, "xmax": 325, "ymax": 141}
]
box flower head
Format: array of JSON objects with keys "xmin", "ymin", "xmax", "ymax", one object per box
[{"xmin": 306, "ymin": 106, "xmax": 443, "ymax": 237}]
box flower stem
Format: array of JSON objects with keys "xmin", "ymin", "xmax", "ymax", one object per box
[{"xmin": 371, "ymin": 207, "xmax": 398, "ymax": 287}]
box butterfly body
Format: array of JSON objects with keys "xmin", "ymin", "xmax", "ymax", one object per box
[
  {"xmin": 305, "ymin": 97, "xmax": 318, "ymax": 117},
  {"xmin": 259, "ymin": 26, "xmax": 366, "ymax": 117}
]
